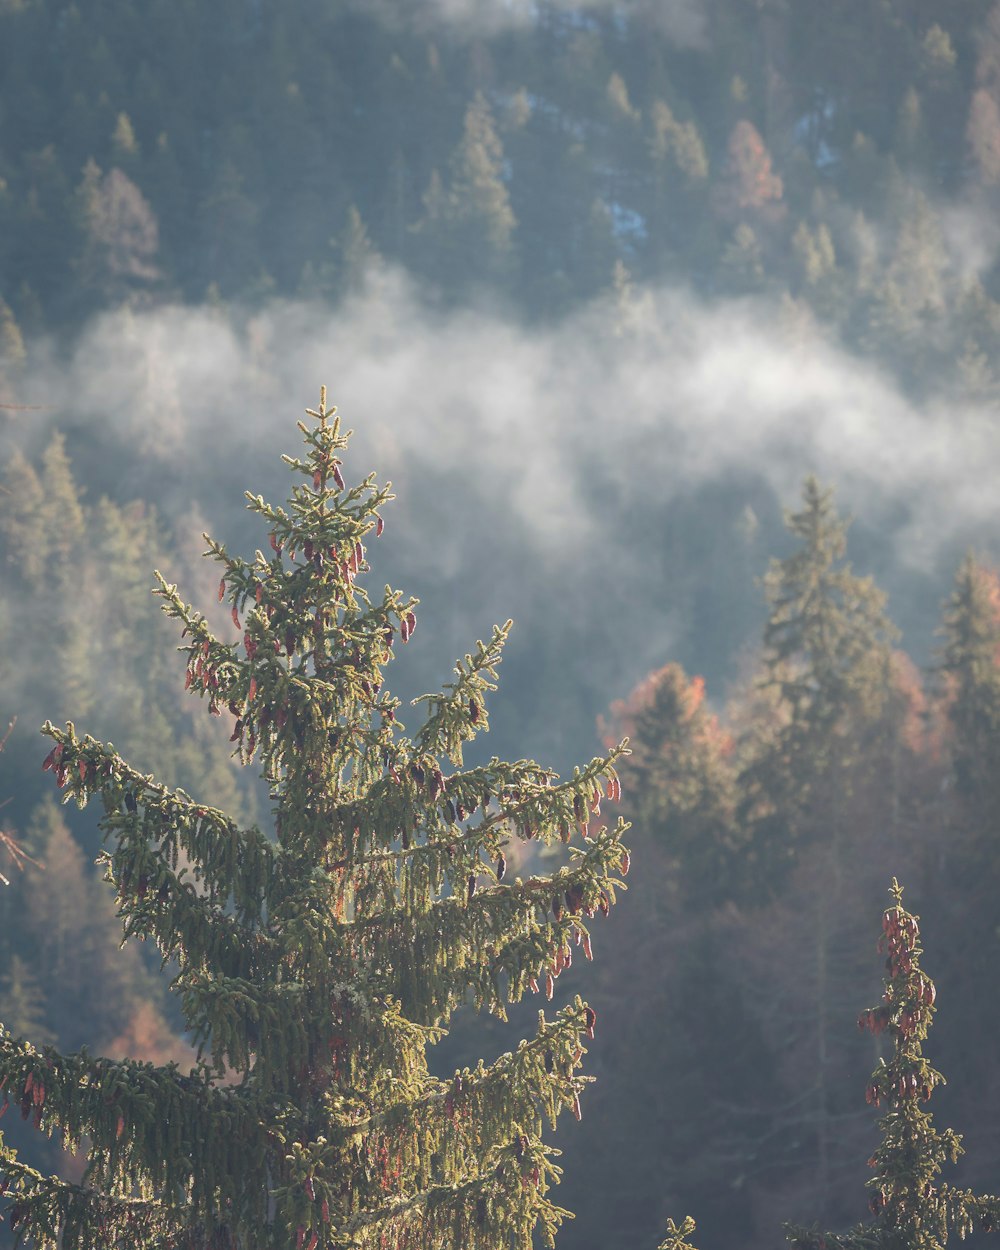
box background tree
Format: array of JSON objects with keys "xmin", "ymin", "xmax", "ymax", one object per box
[
  {"xmin": 938, "ymin": 554, "xmax": 1000, "ymax": 816},
  {"xmin": 555, "ymin": 661, "xmax": 779, "ymax": 1249},
  {"xmin": 0, "ymin": 438, "xmax": 251, "ymax": 831},
  {"xmin": 713, "ymin": 120, "xmax": 785, "ymax": 224},
  {"xmin": 75, "ymin": 162, "xmax": 160, "ymax": 306},
  {"xmin": 922, "ymin": 555, "xmax": 1000, "ymax": 1203},
  {"xmin": 601, "ymin": 662, "xmax": 738, "ymax": 904},
  {"xmin": 738, "ymin": 476, "xmax": 898, "ymax": 883},
  {"xmin": 0, "ymin": 391, "xmax": 630, "ymax": 1250},
  {"xmin": 415, "ymin": 93, "xmax": 516, "ymax": 292},
  {"xmin": 736, "ymin": 478, "xmax": 900, "ymax": 1223},
  {"xmin": 966, "ymin": 89, "xmax": 1000, "ymax": 185}
]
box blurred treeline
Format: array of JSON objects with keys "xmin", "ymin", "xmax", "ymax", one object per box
[
  {"xmin": 430, "ymin": 478, "xmax": 1000, "ymax": 1250},
  {"xmin": 3, "ymin": 0, "xmax": 1000, "ymax": 401},
  {"xmin": 549, "ymin": 485, "xmax": 1000, "ymax": 1250},
  {"xmin": 2, "ymin": 3, "xmax": 1000, "ymax": 1249},
  {"xmin": 0, "ymin": 435, "xmax": 260, "ymax": 1188}
]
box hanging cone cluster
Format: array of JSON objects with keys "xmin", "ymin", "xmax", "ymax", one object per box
[
  {"xmin": 0, "ymin": 391, "xmax": 631, "ymax": 1250},
  {"xmin": 786, "ymin": 879, "xmax": 1000, "ymax": 1250}
]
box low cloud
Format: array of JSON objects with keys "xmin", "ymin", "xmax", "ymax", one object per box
[
  {"xmin": 7, "ymin": 268, "xmax": 999, "ymax": 761},
  {"xmin": 940, "ymin": 197, "xmax": 1000, "ymax": 280},
  {"xmin": 358, "ymin": 0, "xmax": 708, "ymax": 50},
  {"xmin": 19, "ymin": 273, "xmax": 994, "ymax": 557}
]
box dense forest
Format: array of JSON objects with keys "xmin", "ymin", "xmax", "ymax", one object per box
[
  {"xmin": 5, "ymin": 0, "xmax": 1000, "ymax": 398},
  {"xmin": 3, "ymin": 1, "xmax": 1000, "ymax": 1247}
]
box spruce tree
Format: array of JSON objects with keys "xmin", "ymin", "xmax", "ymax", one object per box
[
  {"xmin": 786, "ymin": 880, "xmax": 1000, "ymax": 1250},
  {"xmin": 737, "ymin": 478, "xmax": 899, "ymax": 1219},
  {"xmin": 931, "ymin": 556, "xmax": 1000, "ymax": 1152},
  {"xmin": 0, "ymin": 391, "xmax": 630, "ymax": 1250},
  {"xmin": 447, "ymin": 94, "xmax": 516, "ymax": 270},
  {"xmin": 602, "ymin": 662, "xmax": 738, "ymax": 901},
  {"xmin": 739, "ymin": 476, "xmax": 898, "ymax": 880},
  {"xmin": 938, "ymin": 553, "xmax": 1000, "ymax": 811}
]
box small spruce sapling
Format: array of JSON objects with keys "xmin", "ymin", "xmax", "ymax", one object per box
[
  {"xmin": 0, "ymin": 391, "xmax": 631, "ymax": 1250},
  {"xmin": 786, "ymin": 879, "xmax": 1000, "ymax": 1250},
  {"xmin": 657, "ymin": 1216, "xmax": 699, "ymax": 1250}
]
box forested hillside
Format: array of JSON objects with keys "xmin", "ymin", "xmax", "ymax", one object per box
[
  {"xmin": 3, "ymin": 0, "xmax": 1000, "ymax": 397},
  {"xmin": 3, "ymin": 2, "xmax": 1000, "ymax": 1248}
]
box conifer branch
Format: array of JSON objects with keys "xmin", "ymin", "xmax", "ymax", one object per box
[
  {"xmin": 341, "ymin": 1001, "xmax": 592, "ymax": 1140},
  {"xmin": 40, "ymin": 724, "xmax": 278, "ymax": 922}
]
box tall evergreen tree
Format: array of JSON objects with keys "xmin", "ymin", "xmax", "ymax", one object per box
[
  {"xmin": 739, "ymin": 476, "xmax": 898, "ymax": 880},
  {"xmin": 938, "ymin": 553, "xmax": 1000, "ymax": 813},
  {"xmin": 449, "ymin": 95, "xmax": 516, "ymax": 260},
  {"xmin": 559, "ymin": 663, "xmax": 767, "ymax": 1249},
  {"xmin": 416, "ymin": 94, "xmax": 516, "ymax": 291},
  {"xmin": 930, "ymin": 555, "xmax": 1000, "ymax": 1162},
  {"xmin": 737, "ymin": 478, "xmax": 899, "ymax": 1222},
  {"xmin": 603, "ymin": 662, "xmax": 738, "ymax": 901},
  {"xmin": 0, "ymin": 391, "xmax": 630, "ymax": 1250}
]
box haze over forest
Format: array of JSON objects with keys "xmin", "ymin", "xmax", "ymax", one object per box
[{"xmin": 3, "ymin": 2, "xmax": 1000, "ymax": 1248}]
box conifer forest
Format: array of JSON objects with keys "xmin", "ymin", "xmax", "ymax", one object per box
[{"xmin": 6, "ymin": 1, "xmax": 1000, "ymax": 1247}]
